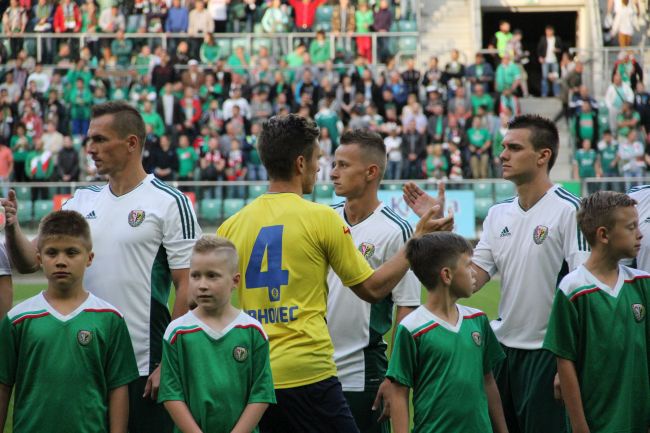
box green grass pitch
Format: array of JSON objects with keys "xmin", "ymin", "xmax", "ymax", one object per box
[{"xmin": 3, "ymin": 280, "xmax": 501, "ymax": 432}]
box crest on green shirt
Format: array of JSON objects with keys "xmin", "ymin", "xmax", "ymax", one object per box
[
  {"xmin": 632, "ymin": 304, "xmax": 646, "ymax": 322},
  {"xmin": 233, "ymin": 346, "xmax": 249, "ymax": 362},
  {"xmin": 471, "ymin": 331, "xmax": 481, "ymax": 346},
  {"xmin": 77, "ymin": 330, "xmax": 92, "ymax": 346}
]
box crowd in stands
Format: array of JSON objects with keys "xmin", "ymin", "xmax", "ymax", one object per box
[{"xmin": 0, "ymin": 1, "xmax": 648, "ymax": 194}]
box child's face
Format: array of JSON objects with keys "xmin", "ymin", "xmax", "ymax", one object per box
[
  {"xmin": 605, "ymin": 207, "xmax": 642, "ymax": 259},
  {"xmin": 449, "ymin": 253, "xmax": 476, "ymax": 298},
  {"xmin": 190, "ymin": 252, "xmax": 240, "ymax": 312},
  {"xmin": 38, "ymin": 236, "xmax": 93, "ymax": 292}
]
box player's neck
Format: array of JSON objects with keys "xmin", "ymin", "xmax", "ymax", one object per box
[
  {"xmin": 425, "ymin": 288, "xmax": 459, "ymax": 325},
  {"xmin": 267, "ymin": 178, "xmax": 304, "ymax": 196},
  {"xmin": 108, "ymin": 164, "xmax": 148, "ymax": 197},
  {"xmin": 515, "ymin": 175, "xmax": 553, "ymax": 211},
  {"xmin": 584, "ymin": 249, "xmax": 620, "ymax": 287},
  {"xmin": 344, "ymin": 193, "xmax": 380, "ymax": 225},
  {"xmin": 43, "ymin": 286, "xmax": 89, "ymax": 315},
  {"xmin": 194, "ymin": 303, "xmax": 240, "ymax": 332}
]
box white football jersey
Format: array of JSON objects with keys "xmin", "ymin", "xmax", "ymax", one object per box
[
  {"xmin": 628, "ymin": 185, "xmax": 650, "ymax": 272},
  {"xmin": 473, "ymin": 185, "xmax": 590, "ymax": 349},
  {"xmin": 63, "ymin": 174, "xmax": 201, "ymax": 375},
  {"xmin": 327, "ymin": 202, "xmax": 420, "ymax": 392}
]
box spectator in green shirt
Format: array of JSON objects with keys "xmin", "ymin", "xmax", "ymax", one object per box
[
  {"xmin": 355, "ymin": 0, "xmax": 373, "ymax": 62},
  {"xmin": 66, "ymin": 78, "xmax": 93, "ymax": 136},
  {"xmin": 574, "ymin": 100, "xmax": 598, "ymax": 146},
  {"xmin": 470, "ymin": 84, "xmax": 495, "ymax": 115},
  {"xmin": 616, "ymin": 101, "xmax": 640, "ymax": 139},
  {"xmin": 309, "ymin": 30, "xmax": 331, "ymax": 65},
  {"xmin": 176, "ymin": 134, "xmax": 198, "ymax": 181},
  {"xmin": 573, "ymin": 139, "xmax": 599, "ymax": 192},
  {"xmin": 286, "ymin": 44, "xmax": 307, "ymax": 68},
  {"xmin": 110, "ymin": 29, "xmax": 133, "ymax": 67},
  {"xmin": 597, "ymin": 130, "xmax": 620, "ymax": 178},
  {"xmin": 200, "ymin": 33, "xmax": 221, "ymax": 64},
  {"xmin": 25, "ymin": 137, "xmax": 54, "ymax": 200},
  {"xmin": 226, "ymin": 45, "xmax": 251, "ymax": 77},
  {"xmin": 9, "ymin": 123, "xmax": 32, "ymax": 182},
  {"xmin": 495, "ymin": 52, "xmax": 521, "ymax": 93},
  {"xmin": 141, "ymin": 101, "xmax": 165, "ymax": 138},
  {"xmin": 467, "ymin": 116, "xmax": 491, "ymax": 179}
]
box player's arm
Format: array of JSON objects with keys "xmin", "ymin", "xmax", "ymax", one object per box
[
  {"xmin": 1, "ymin": 190, "xmax": 41, "ymax": 273},
  {"xmin": 484, "ymin": 372, "xmax": 508, "ymax": 433},
  {"xmin": 472, "ymin": 264, "xmax": 491, "ymax": 292},
  {"xmin": 557, "ymin": 358, "xmax": 591, "ymax": 433},
  {"xmin": 351, "ymin": 205, "xmax": 453, "ymax": 303},
  {"xmin": 171, "ymin": 268, "xmax": 190, "ymax": 319},
  {"xmin": 389, "ymin": 382, "xmax": 410, "ymax": 433},
  {"xmin": 108, "ymin": 385, "xmax": 129, "ymax": 433},
  {"xmin": 0, "ymin": 275, "xmax": 12, "ymax": 319},
  {"xmin": 230, "ymin": 403, "xmax": 270, "ymax": 433},
  {"xmin": 164, "ymin": 400, "xmax": 203, "ymax": 433},
  {"xmin": 0, "ymin": 383, "xmax": 11, "ymax": 432}
]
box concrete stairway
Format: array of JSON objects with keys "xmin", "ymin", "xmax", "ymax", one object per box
[{"xmin": 418, "ymin": 0, "xmax": 476, "ymax": 65}]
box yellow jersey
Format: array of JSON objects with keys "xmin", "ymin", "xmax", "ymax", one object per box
[{"xmin": 217, "ymin": 193, "xmax": 374, "ymax": 388}]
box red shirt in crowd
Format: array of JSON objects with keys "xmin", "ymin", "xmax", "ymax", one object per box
[{"xmin": 288, "ymin": 0, "xmax": 327, "ymax": 29}]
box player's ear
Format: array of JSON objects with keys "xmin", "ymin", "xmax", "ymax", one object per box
[
  {"xmin": 440, "ymin": 267, "xmax": 452, "ymax": 285},
  {"xmin": 367, "ymin": 164, "xmax": 380, "ymax": 182},
  {"xmin": 295, "ymin": 154, "xmax": 306, "ymax": 175},
  {"xmin": 537, "ymin": 148, "xmax": 552, "ymax": 167},
  {"xmin": 86, "ymin": 251, "xmax": 94, "ymax": 268},
  {"xmin": 232, "ymin": 272, "xmax": 241, "ymax": 288},
  {"xmin": 595, "ymin": 226, "xmax": 609, "ymax": 244},
  {"xmin": 36, "ymin": 251, "xmax": 42, "ymax": 267}
]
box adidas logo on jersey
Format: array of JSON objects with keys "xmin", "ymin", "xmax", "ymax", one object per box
[
  {"xmin": 500, "ymin": 227, "xmax": 511, "ymax": 237},
  {"xmin": 85, "ymin": 211, "xmax": 97, "ymax": 219}
]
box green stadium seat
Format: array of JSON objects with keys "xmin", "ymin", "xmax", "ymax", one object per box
[
  {"xmin": 315, "ymin": 5, "xmax": 333, "ymax": 25},
  {"xmin": 389, "ymin": 21, "xmax": 399, "ymax": 32},
  {"xmin": 15, "ymin": 186, "xmax": 30, "ymax": 201},
  {"xmin": 231, "ymin": 38, "xmax": 250, "ymax": 55},
  {"xmin": 315, "ymin": 198, "xmax": 332, "ymax": 205},
  {"xmin": 398, "ymin": 20, "xmax": 417, "ymax": 31},
  {"xmin": 216, "ymin": 39, "xmax": 232, "ymax": 58},
  {"xmin": 252, "ymin": 38, "xmax": 272, "ymax": 54},
  {"xmin": 494, "ymin": 182, "xmax": 515, "ymax": 201},
  {"xmin": 200, "ymin": 198, "xmax": 222, "ymax": 221},
  {"xmin": 223, "ymin": 198, "xmax": 245, "ymax": 218},
  {"xmin": 314, "ymin": 184, "xmax": 334, "ymax": 199},
  {"xmin": 17, "ymin": 201, "xmax": 33, "ymax": 223},
  {"xmin": 473, "ymin": 182, "xmax": 493, "ymax": 199},
  {"xmin": 248, "ymin": 184, "xmax": 268, "ymax": 199},
  {"xmin": 34, "ymin": 199, "xmax": 53, "ymax": 221},
  {"xmin": 315, "ymin": 22, "xmax": 332, "ymax": 32},
  {"xmin": 397, "ymin": 37, "xmax": 417, "ymax": 54},
  {"xmin": 474, "ymin": 198, "xmax": 493, "ymax": 220},
  {"xmin": 382, "ymin": 183, "xmax": 402, "ymax": 191}
]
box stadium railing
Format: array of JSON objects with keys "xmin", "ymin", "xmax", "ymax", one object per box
[{"xmin": 1, "ymin": 31, "xmax": 422, "ymax": 67}]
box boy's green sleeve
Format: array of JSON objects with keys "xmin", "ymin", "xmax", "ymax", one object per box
[
  {"xmin": 248, "ymin": 330, "xmax": 276, "ymax": 404},
  {"xmin": 0, "ymin": 317, "xmax": 17, "ymax": 386},
  {"xmin": 481, "ymin": 316, "xmax": 505, "ymax": 374},
  {"xmin": 106, "ymin": 317, "xmax": 140, "ymax": 389},
  {"xmin": 543, "ymin": 291, "xmax": 579, "ymax": 361},
  {"xmin": 386, "ymin": 325, "xmax": 416, "ymax": 388},
  {"xmin": 158, "ymin": 338, "xmax": 185, "ymax": 403}
]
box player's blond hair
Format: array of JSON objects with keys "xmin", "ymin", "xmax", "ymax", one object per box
[{"xmin": 192, "ymin": 235, "xmax": 239, "ymax": 272}]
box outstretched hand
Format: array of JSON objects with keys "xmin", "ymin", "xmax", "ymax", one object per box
[
  {"xmin": 0, "ymin": 190, "xmax": 19, "ymax": 229},
  {"xmin": 413, "ymin": 204, "xmax": 454, "ymax": 238},
  {"xmin": 403, "ymin": 181, "xmax": 445, "ymax": 219}
]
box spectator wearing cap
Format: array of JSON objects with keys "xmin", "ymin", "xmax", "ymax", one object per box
[
  {"xmin": 98, "ymin": 4, "xmax": 125, "ymax": 32},
  {"xmin": 182, "ymin": 59, "xmax": 206, "ymax": 89},
  {"xmin": 466, "ymin": 53, "xmax": 494, "ymax": 94}
]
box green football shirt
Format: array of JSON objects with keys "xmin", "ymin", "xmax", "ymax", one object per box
[
  {"xmin": 0, "ymin": 292, "xmax": 139, "ymax": 433},
  {"xmin": 386, "ymin": 305, "xmax": 505, "ymax": 433},
  {"xmin": 574, "ymin": 148, "xmax": 597, "ymax": 179},
  {"xmin": 159, "ymin": 310, "xmax": 276, "ymax": 433},
  {"xmin": 544, "ymin": 265, "xmax": 650, "ymax": 433},
  {"xmin": 598, "ymin": 142, "xmax": 618, "ymax": 175},
  {"xmin": 467, "ymin": 127, "xmax": 491, "ymax": 149}
]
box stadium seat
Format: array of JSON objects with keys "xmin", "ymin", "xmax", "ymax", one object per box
[
  {"xmin": 316, "ymin": 197, "xmax": 332, "ymax": 206},
  {"xmin": 315, "ymin": 5, "xmax": 333, "ymax": 26},
  {"xmin": 382, "ymin": 183, "xmax": 402, "ymax": 191},
  {"xmin": 315, "ymin": 184, "xmax": 334, "ymax": 199},
  {"xmin": 389, "ymin": 21, "xmax": 399, "ymax": 32},
  {"xmin": 15, "ymin": 186, "xmax": 30, "ymax": 202},
  {"xmin": 216, "ymin": 39, "xmax": 232, "ymax": 58},
  {"xmin": 474, "ymin": 198, "xmax": 493, "ymax": 220},
  {"xmin": 397, "ymin": 37, "xmax": 417, "ymax": 54},
  {"xmin": 398, "ymin": 20, "xmax": 417, "ymax": 31},
  {"xmin": 200, "ymin": 199, "xmax": 222, "ymax": 221},
  {"xmin": 473, "ymin": 182, "xmax": 493, "ymax": 199},
  {"xmin": 252, "ymin": 38, "xmax": 272, "ymax": 54},
  {"xmin": 34, "ymin": 199, "xmax": 53, "ymax": 221},
  {"xmin": 232, "ymin": 38, "xmax": 250, "ymax": 54},
  {"xmin": 315, "ymin": 22, "xmax": 332, "ymax": 32},
  {"xmin": 494, "ymin": 183, "xmax": 515, "ymax": 201},
  {"xmin": 248, "ymin": 184, "xmax": 268, "ymax": 199},
  {"xmin": 223, "ymin": 198, "xmax": 245, "ymax": 218},
  {"xmin": 17, "ymin": 201, "xmax": 33, "ymax": 223}
]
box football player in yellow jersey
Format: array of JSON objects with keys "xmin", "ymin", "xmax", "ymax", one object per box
[{"xmin": 217, "ymin": 114, "xmax": 453, "ymax": 433}]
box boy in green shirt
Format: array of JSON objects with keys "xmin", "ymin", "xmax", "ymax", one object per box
[
  {"xmin": 159, "ymin": 236, "xmax": 275, "ymax": 433},
  {"xmin": 0, "ymin": 210, "xmax": 139, "ymax": 433},
  {"xmin": 387, "ymin": 232, "xmax": 507, "ymax": 433},
  {"xmin": 543, "ymin": 191, "xmax": 649, "ymax": 433},
  {"xmin": 309, "ymin": 30, "xmax": 331, "ymax": 65}
]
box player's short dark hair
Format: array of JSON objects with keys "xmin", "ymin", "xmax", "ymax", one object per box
[
  {"xmin": 508, "ymin": 114, "xmax": 559, "ymax": 171},
  {"xmin": 258, "ymin": 114, "xmax": 320, "ymax": 181},
  {"xmin": 37, "ymin": 210, "xmax": 92, "ymax": 251},
  {"xmin": 91, "ymin": 100, "xmax": 146, "ymax": 150},
  {"xmin": 339, "ymin": 129, "xmax": 387, "ymax": 176},
  {"xmin": 192, "ymin": 235, "xmax": 239, "ymax": 272},
  {"xmin": 406, "ymin": 232, "xmax": 473, "ymax": 290},
  {"xmin": 577, "ymin": 191, "xmax": 637, "ymax": 246}
]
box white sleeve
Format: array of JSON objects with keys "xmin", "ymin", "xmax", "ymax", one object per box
[
  {"xmin": 162, "ymin": 195, "xmax": 202, "ymax": 269},
  {"xmin": 0, "ymin": 243, "xmax": 11, "ymax": 275},
  {"xmin": 473, "ymin": 209, "xmax": 498, "ymax": 276},
  {"xmin": 385, "ymin": 228, "xmax": 420, "ymax": 307},
  {"xmin": 562, "ymin": 207, "xmax": 590, "ymax": 271}
]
